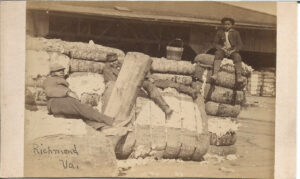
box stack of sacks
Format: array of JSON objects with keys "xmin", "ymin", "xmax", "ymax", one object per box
[
  {"xmin": 66, "ymin": 72, "xmax": 106, "ymax": 112},
  {"xmin": 116, "ymin": 88, "xmax": 209, "ymax": 161},
  {"xmin": 68, "ymin": 40, "xmax": 124, "ymax": 73},
  {"xmin": 25, "ymin": 50, "xmax": 70, "ymax": 106},
  {"xmin": 261, "ymin": 70, "xmax": 276, "ymax": 97},
  {"xmin": 25, "ymin": 36, "xmax": 125, "ymax": 106},
  {"xmin": 27, "ymin": 36, "xmax": 125, "ymax": 61},
  {"xmin": 208, "ymin": 118, "xmax": 240, "ymax": 156},
  {"xmin": 149, "ymin": 57, "xmax": 196, "ymax": 98},
  {"xmin": 27, "ymin": 36, "xmax": 125, "ymax": 74},
  {"xmin": 247, "ymin": 71, "xmax": 263, "ymax": 96},
  {"xmin": 193, "ymin": 54, "xmax": 253, "ymax": 118}
]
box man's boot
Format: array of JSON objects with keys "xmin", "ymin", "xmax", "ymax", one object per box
[
  {"xmin": 211, "ymin": 59, "xmax": 222, "ymax": 81},
  {"xmin": 235, "ymin": 62, "xmax": 244, "ymax": 85},
  {"xmin": 152, "ymin": 95, "xmax": 173, "ymax": 118}
]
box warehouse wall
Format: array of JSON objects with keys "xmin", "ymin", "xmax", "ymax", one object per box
[
  {"xmin": 189, "ymin": 26, "xmax": 215, "ymax": 54},
  {"xmin": 26, "ymin": 10, "xmax": 49, "ymax": 37}
]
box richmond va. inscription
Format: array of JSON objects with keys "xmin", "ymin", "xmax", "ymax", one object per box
[{"xmin": 33, "ymin": 143, "xmax": 80, "ymax": 169}]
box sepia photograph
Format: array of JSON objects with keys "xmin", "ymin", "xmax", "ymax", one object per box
[{"xmin": 22, "ymin": 1, "xmax": 278, "ymax": 178}]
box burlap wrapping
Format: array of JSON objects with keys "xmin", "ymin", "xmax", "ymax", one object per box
[
  {"xmin": 205, "ymin": 101, "xmax": 241, "ymax": 118},
  {"xmin": 150, "ymin": 73, "xmax": 193, "ymax": 85},
  {"xmin": 151, "ymin": 57, "xmax": 195, "ymax": 75},
  {"xmin": 70, "ymin": 58, "xmax": 106, "ymax": 74}
]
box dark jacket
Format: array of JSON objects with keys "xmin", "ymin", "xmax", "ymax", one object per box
[
  {"xmin": 213, "ymin": 28, "xmax": 243, "ymax": 52},
  {"xmin": 43, "ymin": 76, "xmax": 71, "ymax": 112},
  {"xmin": 43, "ymin": 76, "xmax": 70, "ymax": 98}
]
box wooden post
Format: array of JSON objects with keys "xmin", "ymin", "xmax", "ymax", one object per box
[{"xmin": 104, "ymin": 52, "xmax": 152, "ymax": 122}]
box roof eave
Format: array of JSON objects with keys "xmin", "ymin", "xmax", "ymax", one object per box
[{"xmin": 27, "ymin": 3, "xmax": 276, "ymax": 30}]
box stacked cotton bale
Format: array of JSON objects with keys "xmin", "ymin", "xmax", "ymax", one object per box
[
  {"xmin": 149, "ymin": 57, "xmax": 196, "ymax": 97},
  {"xmin": 247, "ymin": 71, "xmax": 263, "ymax": 96},
  {"xmin": 193, "ymin": 54, "xmax": 253, "ymax": 118},
  {"xmin": 25, "ymin": 37, "xmax": 213, "ymax": 160},
  {"xmin": 261, "ymin": 70, "xmax": 276, "ymax": 97},
  {"xmin": 116, "ymin": 88, "xmax": 209, "ymax": 161},
  {"xmin": 193, "ymin": 54, "xmax": 251, "ymax": 156},
  {"xmin": 113, "ymin": 57, "xmax": 210, "ymax": 160},
  {"xmin": 26, "ymin": 35, "xmax": 125, "ymax": 61},
  {"xmin": 25, "ymin": 36, "xmax": 125, "ymax": 108}
]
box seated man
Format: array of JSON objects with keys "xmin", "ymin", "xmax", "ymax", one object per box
[
  {"xmin": 43, "ymin": 63, "xmax": 129, "ymax": 131},
  {"xmin": 211, "ymin": 17, "xmax": 244, "ymax": 85},
  {"xmin": 103, "ymin": 59, "xmax": 173, "ymax": 118}
]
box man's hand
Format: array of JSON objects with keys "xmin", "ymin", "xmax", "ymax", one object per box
[
  {"xmin": 221, "ymin": 47, "xmax": 236, "ymax": 56},
  {"xmin": 221, "ymin": 47, "xmax": 230, "ymax": 56},
  {"xmin": 221, "ymin": 47, "xmax": 229, "ymax": 53},
  {"xmin": 228, "ymin": 49, "xmax": 236, "ymax": 55},
  {"xmin": 67, "ymin": 90, "xmax": 80, "ymax": 100}
]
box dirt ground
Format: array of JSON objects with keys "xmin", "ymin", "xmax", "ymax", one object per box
[
  {"xmin": 24, "ymin": 96, "xmax": 275, "ymax": 178},
  {"xmin": 118, "ymin": 96, "xmax": 275, "ymax": 178}
]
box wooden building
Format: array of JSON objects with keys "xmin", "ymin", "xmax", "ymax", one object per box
[{"xmin": 26, "ymin": 1, "xmax": 276, "ymax": 69}]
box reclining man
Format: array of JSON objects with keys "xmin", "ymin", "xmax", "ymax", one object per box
[
  {"xmin": 103, "ymin": 59, "xmax": 173, "ymax": 118},
  {"xmin": 211, "ymin": 17, "xmax": 244, "ymax": 85},
  {"xmin": 43, "ymin": 63, "xmax": 130, "ymax": 133}
]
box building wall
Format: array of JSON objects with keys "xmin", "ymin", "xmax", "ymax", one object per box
[
  {"xmin": 26, "ymin": 10, "xmax": 49, "ymax": 37},
  {"xmin": 240, "ymin": 28, "xmax": 276, "ymax": 53},
  {"xmin": 189, "ymin": 26, "xmax": 216, "ymax": 54}
]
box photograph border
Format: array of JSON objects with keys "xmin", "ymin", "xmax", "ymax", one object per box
[{"xmin": 0, "ymin": 2, "xmax": 297, "ymax": 178}]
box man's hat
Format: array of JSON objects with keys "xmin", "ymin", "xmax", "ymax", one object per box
[
  {"xmin": 50, "ymin": 63, "xmax": 65, "ymax": 72},
  {"xmin": 221, "ymin": 17, "xmax": 235, "ymax": 25}
]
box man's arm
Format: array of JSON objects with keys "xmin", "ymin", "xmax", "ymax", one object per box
[
  {"xmin": 233, "ymin": 31, "xmax": 243, "ymax": 52},
  {"xmin": 43, "ymin": 77, "xmax": 78, "ymax": 99},
  {"xmin": 213, "ymin": 30, "xmax": 223, "ymax": 50},
  {"xmin": 66, "ymin": 90, "xmax": 80, "ymax": 100},
  {"xmin": 44, "ymin": 85, "xmax": 69, "ymax": 98}
]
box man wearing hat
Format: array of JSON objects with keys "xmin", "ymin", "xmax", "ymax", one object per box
[
  {"xmin": 43, "ymin": 63, "xmax": 129, "ymax": 132},
  {"xmin": 211, "ymin": 17, "xmax": 244, "ymax": 85}
]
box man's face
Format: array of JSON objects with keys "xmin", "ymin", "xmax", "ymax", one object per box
[
  {"xmin": 52, "ymin": 69, "xmax": 65, "ymax": 78},
  {"xmin": 112, "ymin": 60, "xmax": 123, "ymax": 70},
  {"xmin": 223, "ymin": 21, "xmax": 233, "ymax": 31}
]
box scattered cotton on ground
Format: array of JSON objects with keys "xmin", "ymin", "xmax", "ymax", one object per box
[{"xmin": 208, "ymin": 118, "xmax": 240, "ymax": 137}]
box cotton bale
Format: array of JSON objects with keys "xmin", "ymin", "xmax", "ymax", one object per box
[
  {"xmin": 150, "ymin": 73, "xmax": 193, "ymax": 85},
  {"xmin": 205, "ymin": 101, "xmax": 241, "ymax": 118},
  {"xmin": 154, "ymin": 80, "xmax": 197, "ymax": 99},
  {"xmin": 70, "ymin": 58, "xmax": 106, "ymax": 74},
  {"xmin": 67, "ymin": 72, "xmax": 106, "ymax": 110},
  {"xmin": 151, "ymin": 57, "xmax": 195, "ymax": 75},
  {"xmin": 25, "ymin": 86, "xmax": 47, "ymax": 106},
  {"xmin": 26, "ymin": 50, "xmax": 51, "ymax": 78},
  {"xmin": 208, "ymin": 86, "xmax": 244, "ymax": 105},
  {"xmin": 208, "ymin": 117, "xmax": 240, "ymax": 146},
  {"xmin": 215, "ymin": 71, "xmax": 247, "ymax": 90},
  {"xmin": 117, "ymin": 88, "xmax": 209, "ymax": 160}
]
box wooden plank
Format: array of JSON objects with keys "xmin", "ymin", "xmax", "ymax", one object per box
[{"xmin": 104, "ymin": 52, "xmax": 152, "ymax": 122}]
